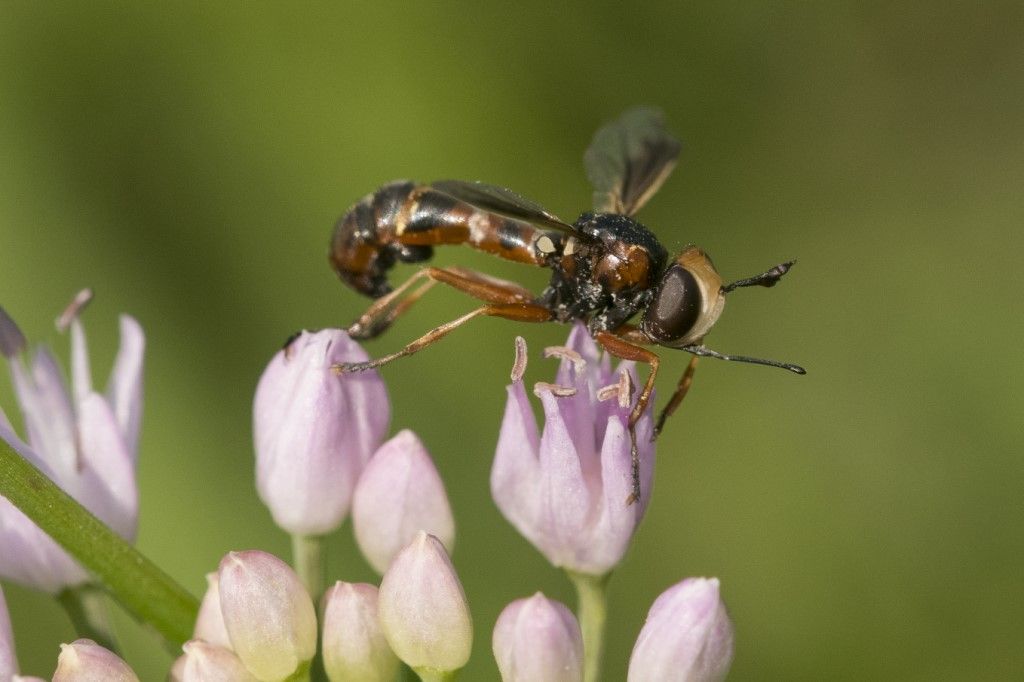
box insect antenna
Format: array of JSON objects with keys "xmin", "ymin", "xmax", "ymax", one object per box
[{"xmin": 682, "ymin": 344, "xmax": 806, "ymax": 374}]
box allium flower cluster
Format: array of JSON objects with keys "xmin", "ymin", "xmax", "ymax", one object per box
[{"xmin": 1, "ymin": 307, "xmax": 738, "ymax": 682}]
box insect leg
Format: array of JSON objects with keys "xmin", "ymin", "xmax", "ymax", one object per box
[
  {"xmin": 653, "ymin": 355, "xmax": 698, "ymax": 439},
  {"xmin": 347, "ymin": 268, "xmax": 439, "ymax": 339},
  {"xmin": 722, "ymin": 259, "xmax": 796, "ymax": 292},
  {"xmin": 594, "ymin": 331, "xmax": 661, "ymax": 506},
  {"xmin": 336, "ymin": 302, "xmax": 553, "ymax": 373},
  {"xmin": 348, "ymin": 266, "xmax": 536, "ymax": 340}
]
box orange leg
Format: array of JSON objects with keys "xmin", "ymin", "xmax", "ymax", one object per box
[
  {"xmin": 347, "ymin": 266, "xmax": 535, "ymax": 340},
  {"xmin": 654, "ymin": 356, "xmax": 698, "ymax": 439},
  {"xmin": 336, "ymin": 302, "xmax": 552, "ymax": 373},
  {"xmin": 594, "ymin": 331, "xmax": 661, "ymax": 505}
]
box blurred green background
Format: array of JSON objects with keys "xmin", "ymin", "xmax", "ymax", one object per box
[{"xmin": 2, "ymin": 2, "xmax": 1022, "ymax": 679}]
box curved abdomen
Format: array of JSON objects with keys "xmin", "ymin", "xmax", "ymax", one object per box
[{"xmin": 330, "ymin": 180, "xmax": 554, "ymax": 298}]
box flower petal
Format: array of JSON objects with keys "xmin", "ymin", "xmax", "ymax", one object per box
[
  {"xmin": 0, "ymin": 420, "xmax": 87, "ymax": 592},
  {"xmin": 105, "ymin": 315, "xmax": 145, "ymax": 459},
  {"xmin": 181, "ymin": 641, "xmax": 257, "ymax": 682},
  {"xmin": 535, "ymin": 390, "xmax": 593, "ymax": 568},
  {"xmin": 74, "ymin": 394, "xmax": 138, "ymax": 540},
  {"xmin": 193, "ymin": 572, "xmax": 232, "ymax": 649},
  {"xmin": 0, "ymin": 497, "xmax": 88, "ymax": 593},
  {"xmin": 10, "ymin": 349, "xmax": 77, "ymax": 476}
]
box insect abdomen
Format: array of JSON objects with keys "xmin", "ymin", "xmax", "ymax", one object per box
[{"xmin": 330, "ymin": 180, "xmax": 553, "ymax": 298}]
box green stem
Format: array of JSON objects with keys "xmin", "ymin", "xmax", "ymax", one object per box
[
  {"xmin": 568, "ymin": 571, "xmax": 610, "ymax": 682},
  {"xmin": 290, "ymin": 533, "xmax": 326, "ymax": 604},
  {"xmin": 413, "ymin": 668, "xmax": 458, "ymax": 682},
  {"xmin": 57, "ymin": 585, "xmax": 120, "ymax": 653},
  {"xmin": 291, "ymin": 534, "xmax": 327, "ymax": 682},
  {"xmin": 0, "ymin": 439, "xmax": 199, "ymax": 648}
]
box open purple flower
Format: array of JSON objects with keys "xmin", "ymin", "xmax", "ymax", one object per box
[
  {"xmin": 491, "ymin": 324, "xmax": 655, "ymax": 576},
  {"xmin": 0, "ymin": 297, "xmax": 144, "ymax": 593},
  {"xmin": 254, "ymin": 329, "xmax": 389, "ymax": 536}
]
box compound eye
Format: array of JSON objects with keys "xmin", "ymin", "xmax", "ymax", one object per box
[{"xmin": 642, "ymin": 265, "xmax": 703, "ymax": 343}]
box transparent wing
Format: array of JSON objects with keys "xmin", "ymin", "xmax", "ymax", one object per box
[
  {"xmin": 431, "ymin": 180, "xmax": 581, "ymax": 235},
  {"xmin": 583, "ymin": 107, "xmax": 682, "ymax": 216}
]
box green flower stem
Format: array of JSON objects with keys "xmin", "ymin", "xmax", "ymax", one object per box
[
  {"xmin": 290, "ymin": 533, "xmax": 326, "ymax": 604},
  {"xmin": 413, "ymin": 667, "xmax": 458, "ymax": 682},
  {"xmin": 290, "ymin": 534, "xmax": 327, "ymax": 682},
  {"xmin": 568, "ymin": 571, "xmax": 610, "ymax": 682},
  {"xmin": 57, "ymin": 585, "xmax": 120, "ymax": 653},
  {"xmin": 0, "ymin": 439, "xmax": 199, "ymax": 648}
]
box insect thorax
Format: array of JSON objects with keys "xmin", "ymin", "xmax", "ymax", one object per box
[{"xmin": 538, "ymin": 213, "xmax": 669, "ymax": 332}]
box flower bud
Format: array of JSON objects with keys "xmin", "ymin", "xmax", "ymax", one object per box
[
  {"xmin": 321, "ymin": 582, "xmax": 399, "ymax": 682},
  {"xmin": 254, "ymin": 329, "xmax": 389, "ymax": 536},
  {"xmin": 378, "ymin": 531, "xmax": 472, "ymax": 673},
  {"xmin": 352, "ymin": 430, "xmax": 455, "ymax": 574},
  {"xmin": 491, "ymin": 326, "xmax": 654, "ymax": 576},
  {"xmin": 181, "ymin": 640, "xmax": 258, "ymax": 682},
  {"xmin": 217, "ymin": 551, "xmax": 317, "ymax": 681},
  {"xmin": 627, "ymin": 578, "xmax": 734, "ymax": 682},
  {"xmin": 493, "ymin": 593, "xmax": 583, "ymax": 682},
  {"xmin": 52, "ymin": 639, "xmax": 139, "ymax": 682},
  {"xmin": 193, "ymin": 572, "xmax": 232, "ymax": 649},
  {"xmin": 168, "ymin": 654, "xmax": 186, "ymax": 682}
]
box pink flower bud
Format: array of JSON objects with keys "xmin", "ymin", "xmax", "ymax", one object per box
[
  {"xmin": 491, "ymin": 325, "xmax": 654, "ymax": 576},
  {"xmin": 1, "ymin": 586, "xmax": 17, "ymax": 680},
  {"xmin": 217, "ymin": 551, "xmax": 317, "ymax": 681},
  {"xmin": 378, "ymin": 532, "xmax": 472, "ymax": 673},
  {"xmin": 493, "ymin": 593, "xmax": 583, "ymax": 682},
  {"xmin": 52, "ymin": 639, "xmax": 139, "ymax": 682},
  {"xmin": 352, "ymin": 430, "xmax": 455, "ymax": 574},
  {"xmin": 168, "ymin": 654, "xmax": 186, "ymax": 682},
  {"xmin": 321, "ymin": 582, "xmax": 399, "ymax": 682},
  {"xmin": 254, "ymin": 329, "xmax": 389, "ymax": 536},
  {"xmin": 181, "ymin": 640, "xmax": 258, "ymax": 682},
  {"xmin": 627, "ymin": 578, "xmax": 734, "ymax": 682},
  {"xmin": 193, "ymin": 572, "xmax": 232, "ymax": 649},
  {"xmin": 0, "ymin": 301, "xmax": 143, "ymax": 593}
]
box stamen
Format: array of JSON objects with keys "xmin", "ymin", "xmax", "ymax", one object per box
[
  {"xmin": 0, "ymin": 306, "xmax": 27, "ymax": 358},
  {"xmin": 533, "ymin": 382, "xmax": 577, "ymax": 398},
  {"xmin": 55, "ymin": 288, "xmax": 94, "ymax": 332},
  {"xmin": 597, "ymin": 369, "xmax": 635, "ymax": 408},
  {"xmin": 510, "ymin": 336, "xmax": 528, "ymax": 382},
  {"xmin": 543, "ymin": 345, "xmax": 586, "ymax": 372}
]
